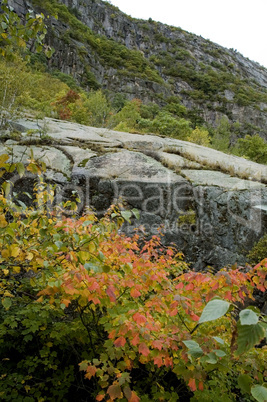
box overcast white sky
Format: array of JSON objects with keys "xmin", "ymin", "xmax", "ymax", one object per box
[{"xmin": 109, "ymin": 0, "xmax": 267, "ymax": 68}]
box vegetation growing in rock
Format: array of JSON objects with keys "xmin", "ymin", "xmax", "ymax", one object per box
[
  {"xmin": 20, "ymin": 0, "xmax": 266, "ymax": 140},
  {"xmin": 32, "ymin": 0, "xmax": 163, "ymax": 84},
  {"xmin": 0, "ymin": 155, "xmax": 266, "ymax": 401},
  {"xmin": 1, "ymin": 0, "xmax": 267, "ymax": 163},
  {"xmin": 247, "ymin": 234, "xmax": 267, "ymax": 265}
]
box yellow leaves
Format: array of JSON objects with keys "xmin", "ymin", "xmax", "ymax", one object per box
[
  {"xmin": 27, "ymin": 162, "xmax": 42, "ymax": 175},
  {"xmin": 37, "ymin": 296, "xmax": 44, "ymax": 303},
  {"xmin": 88, "ymin": 242, "xmax": 96, "ymax": 253},
  {"xmin": 79, "ymin": 251, "xmax": 91, "ymax": 262},
  {"xmin": 26, "ymin": 252, "xmax": 34, "ymax": 261},
  {"xmin": 0, "ymin": 154, "xmax": 9, "ymax": 168},
  {"xmin": 11, "ymin": 246, "xmax": 20, "ymax": 258},
  {"xmin": 187, "ymin": 364, "xmax": 195, "ymax": 371},
  {"xmin": 79, "ymin": 297, "xmax": 89, "ymax": 307},
  {"xmin": 1, "ymin": 249, "xmax": 9, "ymax": 259},
  {"xmin": 3, "ymin": 290, "xmax": 13, "ymax": 297},
  {"xmin": 1, "ymin": 245, "xmax": 21, "ymax": 259},
  {"xmin": 252, "ymin": 276, "xmax": 260, "ymax": 285},
  {"xmin": 0, "ymin": 194, "xmax": 7, "ymax": 204},
  {"xmin": 0, "ymin": 215, "xmax": 7, "ymax": 228},
  {"xmin": 12, "ymin": 266, "xmax": 21, "ymax": 274},
  {"xmin": 30, "ymin": 278, "xmax": 36, "ymax": 287},
  {"xmin": 36, "ymin": 257, "xmax": 44, "ymax": 266},
  {"xmin": 17, "ymin": 37, "xmax": 26, "ymax": 48}
]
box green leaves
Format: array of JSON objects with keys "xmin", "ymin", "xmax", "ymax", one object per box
[
  {"xmin": 236, "ymin": 322, "xmax": 265, "ymax": 355},
  {"xmin": 131, "ymin": 208, "xmax": 140, "ymax": 219},
  {"xmin": 212, "ymin": 336, "xmax": 224, "ymax": 345},
  {"xmin": 0, "ymin": 0, "xmax": 54, "ymax": 62},
  {"xmin": 199, "ymin": 298, "xmax": 230, "ymax": 324},
  {"xmin": 2, "ymin": 181, "xmax": 11, "ymax": 197},
  {"xmin": 121, "ymin": 210, "xmax": 132, "ymax": 223},
  {"xmin": 2, "ymin": 297, "xmax": 12, "ymax": 310},
  {"xmin": 251, "ymin": 385, "xmax": 267, "ymax": 402},
  {"xmin": 239, "ymin": 309, "xmax": 259, "ymax": 325},
  {"xmin": 183, "ymin": 340, "xmax": 203, "ymax": 358},
  {"xmin": 238, "ymin": 374, "xmax": 252, "ymax": 394},
  {"xmin": 16, "ymin": 162, "xmax": 25, "ymax": 178},
  {"xmin": 0, "ymin": 151, "xmax": 267, "ymax": 401},
  {"xmin": 235, "ymin": 307, "xmax": 265, "ymax": 355}
]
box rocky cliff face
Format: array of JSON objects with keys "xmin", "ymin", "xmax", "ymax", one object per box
[
  {"xmin": 8, "ymin": 0, "xmax": 267, "ymax": 139},
  {"xmin": 2, "ymin": 118, "xmax": 267, "ymax": 270}
]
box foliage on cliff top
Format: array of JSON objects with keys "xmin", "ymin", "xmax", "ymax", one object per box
[
  {"xmin": 0, "ymin": 154, "xmax": 266, "ymax": 401},
  {"xmin": 29, "ymin": 0, "xmax": 267, "ymax": 111},
  {"xmin": 31, "ymin": 0, "xmax": 163, "ymax": 84},
  {"xmin": 1, "ymin": 0, "xmax": 267, "ymax": 162}
]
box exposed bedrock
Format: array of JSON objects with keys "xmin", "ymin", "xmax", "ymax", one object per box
[{"xmin": 1, "ymin": 117, "xmax": 267, "ymax": 269}]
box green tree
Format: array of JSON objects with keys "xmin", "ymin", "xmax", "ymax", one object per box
[
  {"xmin": 141, "ymin": 111, "xmax": 192, "ymax": 139},
  {"xmin": 83, "ymin": 90, "xmax": 111, "ymax": 127},
  {"xmin": 236, "ymin": 134, "xmax": 267, "ymax": 164},
  {"xmin": 111, "ymin": 93, "xmax": 127, "ymax": 113},
  {"xmin": 163, "ymin": 96, "xmax": 187, "ymax": 118},
  {"xmin": 212, "ymin": 116, "xmax": 231, "ymax": 152},
  {"xmin": 110, "ymin": 99, "xmax": 142, "ymax": 132}
]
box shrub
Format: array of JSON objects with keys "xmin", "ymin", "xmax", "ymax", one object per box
[
  {"xmin": 52, "ymin": 71, "xmax": 79, "ymax": 90},
  {"xmin": 211, "ymin": 117, "xmax": 231, "ymax": 152},
  {"xmin": 110, "ymin": 99, "xmax": 142, "ymax": 132},
  {"xmin": 187, "ymin": 126, "xmax": 211, "ymax": 146},
  {"xmin": 247, "ymin": 234, "xmax": 267, "ymax": 265},
  {"xmin": 139, "ymin": 111, "xmax": 192, "ymax": 139},
  {"xmin": 163, "ymin": 97, "xmax": 188, "ymax": 118},
  {"xmin": 236, "ymin": 134, "xmax": 267, "ymax": 164},
  {"xmin": 0, "ymin": 155, "xmax": 266, "ymax": 401},
  {"xmin": 52, "ymin": 89, "xmax": 80, "ymax": 120}
]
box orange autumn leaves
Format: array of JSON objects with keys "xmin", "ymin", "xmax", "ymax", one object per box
[{"xmin": 37, "ymin": 211, "xmax": 267, "ymax": 400}]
